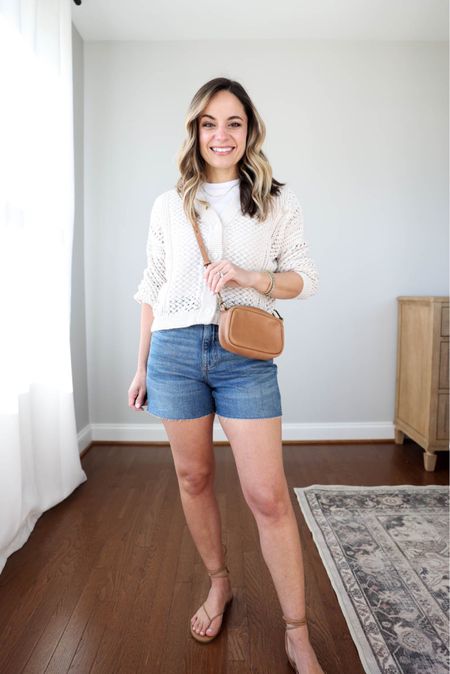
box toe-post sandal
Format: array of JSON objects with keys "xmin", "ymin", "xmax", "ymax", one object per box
[{"xmin": 190, "ymin": 543, "xmax": 233, "ymax": 643}]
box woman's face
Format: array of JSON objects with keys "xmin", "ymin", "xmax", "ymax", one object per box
[{"xmin": 198, "ymin": 90, "xmax": 248, "ymax": 182}]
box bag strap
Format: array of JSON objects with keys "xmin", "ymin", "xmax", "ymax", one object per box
[{"xmin": 191, "ymin": 210, "xmax": 226, "ymax": 310}]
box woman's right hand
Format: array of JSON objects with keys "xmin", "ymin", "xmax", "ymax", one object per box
[{"xmin": 128, "ymin": 369, "xmax": 148, "ymax": 411}]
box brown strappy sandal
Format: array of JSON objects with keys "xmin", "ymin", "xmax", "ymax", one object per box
[
  {"xmin": 283, "ymin": 614, "xmax": 327, "ymax": 674},
  {"xmin": 190, "ymin": 543, "xmax": 233, "ymax": 644}
]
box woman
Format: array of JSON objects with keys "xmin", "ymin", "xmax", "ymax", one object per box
[{"xmin": 128, "ymin": 77, "xmax": 324, "ymax": 674}]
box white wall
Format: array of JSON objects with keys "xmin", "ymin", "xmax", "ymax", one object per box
[{"xmin": 81, "ymin": 39, "xmax": 448, "ymax": 441}]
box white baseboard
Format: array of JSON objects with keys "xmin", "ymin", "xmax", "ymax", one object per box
[
  {"xmin": 78, "ymin": 421, "xmax": 395, "ymax": 450},
  {"xmin": 77, "ymin": 423, "xmax": 92, "ymax": 453}
]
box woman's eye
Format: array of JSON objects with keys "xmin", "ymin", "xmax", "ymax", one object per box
[{"xmin": 202, "ymin": 122, "xmax": 241, "ymax": 128}]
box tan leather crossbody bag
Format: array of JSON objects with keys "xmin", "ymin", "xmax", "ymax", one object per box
[{"xmin": 191, "ymin": 218, "xmax": 284, "ymax": 360}]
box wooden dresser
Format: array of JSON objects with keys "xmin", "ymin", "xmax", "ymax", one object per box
[{"xmin": 394, "ymin": 296, "xmax": 449, "ymax": 471}]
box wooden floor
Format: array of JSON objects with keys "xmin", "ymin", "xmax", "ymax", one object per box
[{"xmin": 0, "ymin": 440, "xmax": 448, "ymax": 674}]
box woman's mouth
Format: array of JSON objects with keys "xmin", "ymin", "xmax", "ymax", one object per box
[{"xmin": 210, "ymin": 146, "xmax": 235, "ymax": 156}]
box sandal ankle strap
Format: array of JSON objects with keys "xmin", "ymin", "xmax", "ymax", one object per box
[
  {"xmin": 207, "ymin": 564, "xmax": 230, "ymax": 578},
  {"xmin": 282, "ymin": 614, "xmax": 307, "ymax": 629},
  {"xmin": 205, "ymin": 543, "xmax": 229, "ymax": 577}
]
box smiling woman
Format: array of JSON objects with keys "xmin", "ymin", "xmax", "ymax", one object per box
[
  {"xmin": 198, "ymin": 99, "xmax": 247, "ymax": 174},
  {"xmin": 176, "ymin": 78, "xmax": 286, "ymax": 226},
  {"xmin": 129, "ymin": 77, "xmax": 323, "ymax": 673}
]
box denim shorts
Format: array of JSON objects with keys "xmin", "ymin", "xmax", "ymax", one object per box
[{"xmin": 145, "ymin": 323, "xmax": 282, "ymax": 420}]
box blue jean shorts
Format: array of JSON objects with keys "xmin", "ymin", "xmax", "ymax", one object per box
[{"xmin": 145, "ymin": 323, "xmax": 282, "ymax": 420}]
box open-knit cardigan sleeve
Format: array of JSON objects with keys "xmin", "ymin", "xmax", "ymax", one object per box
[
  {"xmin": 133, "ymin": 194, "xmax": 166, "ymax": 308},
  {"xmin": 275, "ymin": 187, "xmax": 319, "ymax": 300}
]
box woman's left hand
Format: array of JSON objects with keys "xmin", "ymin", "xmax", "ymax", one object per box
[{"xmin": 204, "ymin": 259, "xmax": 252, "ymax": 294}]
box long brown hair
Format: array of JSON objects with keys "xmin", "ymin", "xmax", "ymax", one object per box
[{"xmin": 176, "ymin": 77, "xmax": 285, "ymax": 228}]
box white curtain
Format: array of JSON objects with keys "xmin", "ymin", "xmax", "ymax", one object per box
[{"xmin": 0, "ymin": 0, "xmax": 87, "ymax": 574}]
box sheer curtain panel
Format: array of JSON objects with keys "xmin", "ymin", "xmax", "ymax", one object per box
[{"xmin": 0, "ymin": 0, "xmax": 87, "ymax": 574}]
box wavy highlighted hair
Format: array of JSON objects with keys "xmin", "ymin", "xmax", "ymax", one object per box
[{"xmin": 175, "ymin": 77, "xmax": 285, "ymax": 228}]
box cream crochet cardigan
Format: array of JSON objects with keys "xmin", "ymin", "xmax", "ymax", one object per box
[{"xmin": 133, "ymin": 183, "xmax": 319, "ymax": 332}]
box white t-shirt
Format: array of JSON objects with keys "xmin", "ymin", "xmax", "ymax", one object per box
[{"xmin": 198, "ymin": 178, "xmax": 240, "ymax": 220}]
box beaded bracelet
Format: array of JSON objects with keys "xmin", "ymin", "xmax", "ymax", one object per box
[{"xmin": 262, "ymin": 270, "xmax": 275, "ymax": 296}]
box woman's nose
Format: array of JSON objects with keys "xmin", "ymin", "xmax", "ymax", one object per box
[{"xmin": 213, "ymin": 126, "xmax": 230, "ymax": 140}]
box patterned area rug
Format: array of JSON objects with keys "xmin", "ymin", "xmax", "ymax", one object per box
[{"xmin": 294, "ymin": 485, "xmax": 449, "ymax": 674}]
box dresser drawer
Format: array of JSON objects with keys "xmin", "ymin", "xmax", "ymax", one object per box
[
  {"xmin": 441, "ymin": 306, "xmax": 449, "ymax": 336},
  {"xmin": 436, "ymin": 392, "xmax": 449, "ymax": 441},
  {"xmin": 439, "ymin": 340, "xmax": 449, "ymax": 390}
]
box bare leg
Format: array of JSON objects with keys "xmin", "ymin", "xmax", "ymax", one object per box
[
  {"xmin": 162, "ymin": 413, "xmax": 232, "ymax": 638},
  {"xmin": 218, "ymin": 415, "xmax": 325, "ymax": 674}
]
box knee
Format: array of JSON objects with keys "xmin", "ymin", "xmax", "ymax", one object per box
[
  {"xmin": 178, "ymin": 468, "xmax": 214, "ymax": 496},
  {"xmin": 245, "ymin": 485, "xmax": 291, "ymax": 520}
]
